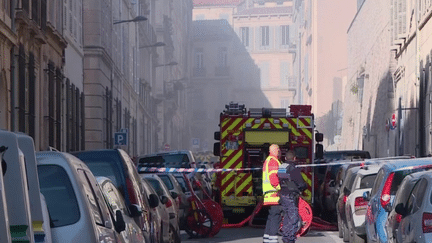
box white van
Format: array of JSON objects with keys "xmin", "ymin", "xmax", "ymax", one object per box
[{"xmin": 36, "ymin": 151, "xmax": 126, "ymax": 243}]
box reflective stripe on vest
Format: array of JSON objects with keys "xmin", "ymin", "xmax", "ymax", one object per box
[{"xmin": 262, "ymin": 156, "xmax": 280, "ymax": 205}]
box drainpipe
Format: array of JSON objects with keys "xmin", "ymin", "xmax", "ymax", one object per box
[{"xmin": 10, "ymin": 47, "xmax": 15, "ymax": 132}]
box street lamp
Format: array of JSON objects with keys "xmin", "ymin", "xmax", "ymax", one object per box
[
  {"xmin": 113, "ymin": 15, "xmax": 148, "ymax": 25},
  {"xmin": 140, "ymin": 42, "xmax": 166, "ymax": 49}
]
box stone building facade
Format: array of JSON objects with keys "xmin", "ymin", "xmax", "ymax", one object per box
[
  {"xmin": 341, "ymin": 0, "xmax": 432, "ymax": 158},
  {"xmin": 193, "ymin": 0, "xmax": 298, "ymax": 110}
]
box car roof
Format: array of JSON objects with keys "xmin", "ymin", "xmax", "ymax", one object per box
[
  {"xmin": 380, "ymin": 157, "xmax": 432, "ymax": 171},
  {"xmin": 138, "ymin": 150, "xmax": 193, "ymax": 158}
]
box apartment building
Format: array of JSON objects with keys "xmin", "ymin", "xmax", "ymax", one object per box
[
  {"xmin": 193, "ymin": 0, "xmax": 297, "ymax": 109},
  {"xmin": 188, "ymin": 19, "xmax": 270, "ymax": 151}
]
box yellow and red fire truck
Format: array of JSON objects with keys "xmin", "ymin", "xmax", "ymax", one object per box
[{"xmin": 213, "ymin": 102, "xmax": 322, "ymax": 223}]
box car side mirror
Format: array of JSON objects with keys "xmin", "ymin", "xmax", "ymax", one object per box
[
  {"xmin": 171, "ymin": 191, "xmax": 179, "ymax": 199},
  {"xmin": 363, "ymin": 191, "xmax": 370, "ymax": 201},
  {"xmin": 148, "ymin": 194, "xmax": 159, "ymax": 208},
  {"xmin": 128, "ymin": 204, "xmax": 143, "ymax": 217},
  {"xmin": 395, "ymin": 203, "xmax": 407, "ymax": 217},
  {"xmin": 160, "ymin": 195, "xmax": 169, "ymax": 205},
  {"xmin": 114, "ymin": 210, "xmax": 126, "ymax": 233}
]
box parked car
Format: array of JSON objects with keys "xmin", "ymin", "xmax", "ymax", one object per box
[
  {"xmin": 336, "ymin": 165, "xmax": 362, "ymax": 241},
  {"xmin": 137, "ymin": 150, "xmax": 196, "ymax": 168},
  {"xmin": 345, "ymin": 164, "xmax": 381, "ymax": 243},
  {"xmin": 72, "ymin": 149, "xmax": 156, "ymax": 242},
  {"xmin": 140, "ymin": 177, "xmax": 170, "ymax": 243},
  {"xmin": 389, "ymin": 170, "xmax": 432, "ymax": 243},
  {"xmin": 364, "ymin": 157, "xmax": 432, "ymax": 243},
  {"xmin": 97, "ymin": 176, "xmax": 146, "ymax": 243},
  {"xmin": 36, "ymin": 151, "xmax": 125, "ymax": 243},
  {"xmin": 142, "ymin": 174, "xmax": 181, "ymax": 243},
  {"xmin": 316, "ymin": 150, "xmax": 371, "ymax": 221},
  {"xmin": 385, "ymin": 171, "xmax": 421, "ymax": 243},
  {"xmin": 156, "ymin": 173, "xmax": 190, "ymax": 229}
]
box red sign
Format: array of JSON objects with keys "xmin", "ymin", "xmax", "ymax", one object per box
[
  {"xmin": 164, "ymin": 144, "xmax": 170, "ymax": 151},
  {"xmin": 391, "ymin": 113, "xmax": 397, "ymax": 128}
]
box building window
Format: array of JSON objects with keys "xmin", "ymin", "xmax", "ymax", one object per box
[
  {"xmin": 240, "ymin": 27, "xmax": 249, "ymax": 47},
  {"xmin": 260, "ymin": 26, "xmax": 269, "ymax": 46},
  {"xmin": 218, "ymin": 47, "xmax": 227, "ymax": 67},
  {"xmin": 280, "ymin": 61, "xmax": 289, "ymax": 86},
  {"xmin": 195, "ymin": 48, "xmax": 204, "ymax": 68},
  {"xmin": 281, "ymin": 25, "xmax": 289, "ymax": 46},
  {"xmin": 259, "ymin": 62, "xmax": 270, "ymax": 87}
]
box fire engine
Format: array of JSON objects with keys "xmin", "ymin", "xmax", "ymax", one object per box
[{"xmin": 213, "ymin": 102, "xmax": 323, "ymax": 223}]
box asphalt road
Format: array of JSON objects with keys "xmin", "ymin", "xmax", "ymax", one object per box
[{"xmin": 180, "ymin": 227, "xmax": 343, "ymax": 243}]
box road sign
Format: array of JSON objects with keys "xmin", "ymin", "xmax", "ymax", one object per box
[
  {"xmin": 192, "ymin": 138, "xmax": 200, "ymax": 148},
  {"xmin": 164, "ymin": 144, "xmax": 170, "ymax": 151},
  {"xmin": 391, "ymin": 113, "xmax": 397, "ymax": 130},
  {"xmin": 114, "ymin": 132, "xmax": 128, "ymax": 146}
]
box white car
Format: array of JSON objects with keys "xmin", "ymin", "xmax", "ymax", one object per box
[{"xmin": 345, "ymin": 164, "xmax": 381, "ymax": 243}]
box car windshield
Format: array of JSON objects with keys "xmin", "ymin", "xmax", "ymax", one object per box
[
  {"xmin": 146, "ymin": 178, "xmax": 166, "ymax": 197},
  {"xmin": 139, "ymin": 154, "xmax": 190, "ymax": 168},
  {"xmin": 174, "ymin": 176, "xmax": 190, "ymax": 193},
  {"xmin": 359, "ymin": 174, "xmax": 377, "ymax": 189},
  {"xmin": 158, "ymin": 174, "xmax": 174, "ymax": 190},
  {"xmin": 38, "ymin": 165, "xmax": 80, "ymax": 227},
  {"xmin": 76, "ymin": 153, "xmax": 121, "ymax": 188}
]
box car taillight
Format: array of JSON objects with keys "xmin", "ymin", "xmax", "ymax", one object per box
[
  {"xmin": 422, "ymin": 212, "xmax": 432, "ymax": 233},
  {"xmin": 126, "ymin": 177, "xmax": 139, "ymax": 205},
  {"xmin": 354, "ymin": 196, "xmax": 368, "ymax": 210},
  {"xmin": 166, "ymin": 199, "xmax": 173, "ymax": 208},
  {"xmin": 396, "ymin": 214, "xmax": 402, "ymax": 223},
  {"xmin": 343, "ymin": 195, "xmax": 348, "ymax": 203},
  {"xmin": 380, "ymin": 172, "xmax": 394, "ymax": 208}
]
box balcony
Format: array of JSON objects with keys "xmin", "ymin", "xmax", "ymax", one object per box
[
  {"xmin": 215, "ymin": 66, "xmax": 230, "ymax": 76},
  {"xmin": 193, "ymin": 67, "xmax": 206, "ymax": 77}
]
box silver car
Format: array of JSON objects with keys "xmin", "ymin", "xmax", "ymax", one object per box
[
  {"xmin": 390, "ymin": 170, "xmax": 432, "ymax": 243},
  {"xmin": 97, "ymin": 177, "xmax": 146, "ymax": 243},
  {"xmin": 143, "ymin": 174, "xmax": 181, "ymax": 243},
  {"xmin": 36, "ymin": 151, "xmax": 125, "ymax": 243}
]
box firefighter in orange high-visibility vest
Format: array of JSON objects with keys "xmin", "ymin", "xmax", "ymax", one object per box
[{"xmin": 262, "ymin": 144, "xmax": 283, "ymax": 243}]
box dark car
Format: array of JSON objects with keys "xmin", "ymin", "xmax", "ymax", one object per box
[
  {"xmin": 315, "ymin": 150, "xmax": 371, "ymax": 220},
  {"xmin": 72, "ymin": 149, "xmax": 158, "ymax": 243}
]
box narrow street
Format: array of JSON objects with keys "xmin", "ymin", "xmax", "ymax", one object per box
[{"xmin": 181, "ymin": 228, "xmax": 343, "ymax": 243}]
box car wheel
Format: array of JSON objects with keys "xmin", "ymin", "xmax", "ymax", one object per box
[
  {"xmin": 350, "ymin": 232, "xmax": 365, "ymax": 243},
  {"xmin": 167, "ymin": 225, "xmax": 176, "ymax": 243},
  {"xmin": 342, "ymin": 222, "xmax": 349, "ymax": 242}
]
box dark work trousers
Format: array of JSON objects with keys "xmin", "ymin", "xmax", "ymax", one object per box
[
  {"xmin": 280, "ymin": 194, "xmax": 300, "ymax": 243},
  {"xmin": 263, "ymin": 205, "xmax": 283, "ymax": 243}
]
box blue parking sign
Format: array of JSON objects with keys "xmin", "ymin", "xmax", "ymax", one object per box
[{"xmin": 114, "ymin": 132, "xmax": 128, "ymax": 145}]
